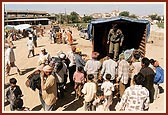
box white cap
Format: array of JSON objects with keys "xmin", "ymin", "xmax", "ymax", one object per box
[
  {"xmin": 59, "ymin": 53, "xmax": 66, "ymax": 59},
  {"xmin": 29, "ymin": 33, "xmax": 33, "ymax": 38}
]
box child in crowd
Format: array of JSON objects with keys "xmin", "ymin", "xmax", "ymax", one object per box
[
  {"xmin": 73, "ymin": 66, "xmax": 85, "ymax": 99},
  {"xmin": 92, "ymin": 90, "xmax": 108, "ymax": 111},
  {"xmin": 6, "ymin": 78, "xmax": 23, "ymax": 111},
  {"xmin": 82, "ymin": 74, "xmax": 97, "ymax": 111},
  {"xmin": 101, "ymin": 74, "xmax": 115, "ymax": 111},
  {"xmin": 14, "ymin": 98, "xmax": 30, "ymax": 111}
]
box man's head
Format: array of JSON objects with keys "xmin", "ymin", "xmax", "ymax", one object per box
[
  {"xmin": 14, "ymin": 98, "xmax": 23, "ymax": 109},
  {"xmin": 107, "ymin": 53, "xmax": 114, "ymax": 59},
  {"xmin": 41, "ymin": 47, "xmax": 46, "ymax": 54},
  {"xmin": 150, "ymin": 59, "xmax": 159, "ymax": 67},
  {"xmin": 105, "ymin": 74, "xmax": 111, "ymax": 81},
  {"xmin": 133, "ymin": 53, "xmax": 140, "ymax": 60},
  {"xmin": 77, "ymin": 66, "xmax": 83, "ymax": 72},
  {"xmin": 119, "ymin": 53, "xmax": 125, "ymax": 60},
  {"xmin": 87, "ymin": 74, "xmax": 94, "ymax": 81},
  {"xmin": 96, "ymin": 90, "xmax": 104, "ymax": 99},
  {"xmin": 92, "ymin": 52, "xmax": 99, "ymax": 59},
  {"xmin": 75, "ymin": 48, "xmax": 82, "ymax": 54},
  {"xmin": 141, "ymin": 57, "xmax": 150, "ymax": 67},
  {"xmin": 133, "ymin": 73, "xmax": 145, "ymax": 85},
  {"xmin": 59, "ymin": 53, "xmax": 66, "ymax": 60},
  {"xmin": 71, "ymin": 45, "xmax": 76, "ymax": 52},
  {"xmin": 150, "ymin": 59, "xmax": 155, "ymax": 65},
  {"xmin": 9, "ymin": 78, "xmax": 17, "ymax": 88},
  {"xmin": 42, "ymin": 65, "xmax": 53, "ymax": 75}
]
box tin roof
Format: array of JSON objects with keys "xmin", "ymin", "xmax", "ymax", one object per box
[
  {"xmin": 90, "ymin": 16, "xmax": 150, "ymax": 24},
  {"xmin": 5, "ymin": 18, "xmax": 50, "ymax": 22}
]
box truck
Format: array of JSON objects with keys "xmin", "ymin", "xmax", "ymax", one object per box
[{"xmin": 88, "ymin": 16, "xmax": 150, "ymax": 60}]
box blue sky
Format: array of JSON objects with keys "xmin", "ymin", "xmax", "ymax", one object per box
[{"xmin": 4, "ymin": 2, "xmax": 165, "ymax": 16}]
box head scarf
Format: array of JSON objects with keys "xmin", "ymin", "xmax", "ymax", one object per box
[{"xmin": 42, "ymin": 65, "xmax": 53, "ymax": 72}]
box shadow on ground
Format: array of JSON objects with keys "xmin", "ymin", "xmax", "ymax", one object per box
[
  {"xmin": 159, "ymin": 85, "xmax": 164, "ymax": 94},
  {"xmin": 53, "ymin": 83, "xmax": 78, "ymax": 111},
  {"xmin": 37, "ymin": 45, "xmax": 45, "ymax": 48},
  {"xmin": 4, "ymin": 83, "xmax": 10, "ymax": 89},
  {"xmin": 63, "ymin": 98, "xmax": 84, "ymax": 111},
  {"xmin": 20, "ymin": 67, "xmax": 36, "ymax": 75},
  {"xmin": 31, "ymin": 104, "xmax": 42, "ymax": 111},
  {"xmin": 31, "ymin": 83, "xmax": 84, "ymax": 111},
  {"xmin": 30, "ymin": 83, "xmax": 121, "ymax": 111}
]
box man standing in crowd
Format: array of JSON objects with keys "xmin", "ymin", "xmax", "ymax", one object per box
[
  {"xmin": 27, "ymin": 36, "xmax": 35, "ymax": 58},
  {"xmin": 74, "ymin": 48, "xmax": 86, "ymax": 69},
  {"xmin": 150, "ymin": 59, "xmax": 164, "ymax": 100},
  {"xmin": 116, "ymin": 53, "xmax": 130, "ymax": 98},
  {"xmin": 118, "ymin": 73, "xmax": 150, "ymax": 111},
  {"xmin": 67, "ymin": 45, "xmax": 76, "ymax": 87},
  {"xmin": 38, "ymin": 47, "xmax": 50, "ymax": 66},
  {"xmin": 40, "ymin": 65, "xmax": 57, "ymax": 111},
  {"xmin": 84, "ymin": 52, "xmax": 101, "ymax": 82},
  {"xmin": 100, "ymin": 53, "xmax": 117, "ymax": 83},
  {"xmin": 140, "ymin": 57, "xmax": 155, "ymax": 103},
  {"xmin": 5, "ymin": 43, "xmax": 21, "ymax": 76}
]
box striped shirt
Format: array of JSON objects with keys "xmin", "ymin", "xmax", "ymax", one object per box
[{"xmin": 117, "ymin": 59, "xmax": 129, "ymax": 84}]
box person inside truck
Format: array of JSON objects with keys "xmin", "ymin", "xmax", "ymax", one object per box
[{"xmin": 107, "ymin": 24, "xmax": 124, "ymax": 61}]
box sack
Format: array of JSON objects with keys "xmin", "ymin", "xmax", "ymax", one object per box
[{"xmin": 25, "ymin": 69, "xmax": 41, "ymax": 88}]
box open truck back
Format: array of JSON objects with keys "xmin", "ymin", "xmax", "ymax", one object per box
[{"xmin": 88, "ymin": 16, "xmax": 150, "ymax": 60}]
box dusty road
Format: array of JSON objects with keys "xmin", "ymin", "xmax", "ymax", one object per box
[{"xmin": 3, "ymin": 26, "xmax": 165, "ymax": 112}]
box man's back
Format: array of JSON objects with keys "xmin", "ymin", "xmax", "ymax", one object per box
[
  {"xmin": 140, "ymin": 67, "xmax": 155, "ymax": 89},
  {"xmin": 101, "ymin": 59, "xmax": 117, "ymax": 80},
  {"xmin": 120, "ymin": 85, "xmax": 149, "ymax": 111}
]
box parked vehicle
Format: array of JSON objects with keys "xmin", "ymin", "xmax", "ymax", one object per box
[
  {"xmin": 79, "ymin": 29, "xmax": 88, "ymax": 40},
  {"xmin": 52, "ymin": 25, "xmax": 60, "ymax": 32}
]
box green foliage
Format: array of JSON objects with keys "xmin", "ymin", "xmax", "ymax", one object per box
[
  {"xmin": 82, "ymin": 16, "xmax": 93, "ymax": 23},
  {"xmin": 148, "ymin": 14, "xmax": 161, "ymax": 21},
  {"xmin": 69, "ymin": 11, "xmax": 80, "ymax": 23},
  {"xmin": 157, "ymin": 22, "xmax": 164, "ymax": 28},
  {"xmin": 129, "ymin": 14, "xmax": 138, "ymax": 19},
  {"xmin": 119, "ymin": 11, "xmax": 129, "ymax": 17}
]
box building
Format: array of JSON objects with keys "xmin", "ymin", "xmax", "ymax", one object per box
[
  {"xmin": 90, "ymin": 13, "xmax": 103, "ymax": 19},
  {"xmin": 4, "ymin": 10, "xmax": 56, "ymax": 25},
  {"xmin": 111, "ymin": 10, "xmax": 120, "ymax": 17}
]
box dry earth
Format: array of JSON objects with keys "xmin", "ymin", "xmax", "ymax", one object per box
[{"xmin": 3, "ymin": 25, "xmax": 166, "ymax": 112}]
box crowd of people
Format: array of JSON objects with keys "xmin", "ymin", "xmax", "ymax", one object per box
[
  {"xmin": 49, "ymin": 26, "xmax": 74, "ymax": 45},
  {"xmin": 4, "ymin": 25, "xmax": 164, "ymax": 112}
]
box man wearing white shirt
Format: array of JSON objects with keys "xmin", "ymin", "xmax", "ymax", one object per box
[{"xmin": 100, "ymin": 53, "xmax": 117, "ymax": 83}]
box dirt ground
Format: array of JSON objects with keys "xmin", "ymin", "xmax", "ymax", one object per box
[{"xmin": 3, "ymin": 25, "xmax": 166, "ymax": 112}]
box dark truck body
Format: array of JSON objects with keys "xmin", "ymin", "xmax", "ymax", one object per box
[{"xmin": 88, "ymin": 16, "xmax": 150, "ymax": 60}]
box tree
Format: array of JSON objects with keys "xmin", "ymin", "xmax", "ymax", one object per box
[
  {"xmin": 148, "ymin": 14, "xmax": 158, "ymax": 20},
  {"xmin": 82, "ymin": 16, "xmax": 93, "ymax": 23},
  {"xmin": 119, "ymin": 11, "xmax": 129, "ymax": 17},
  {"xmin": 129, "ymin": 14, "xmax": 138, "ymax": 19},
  {"xmin": 69, "ymin": 11, "xmax": 80, "ymax": 23}
]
